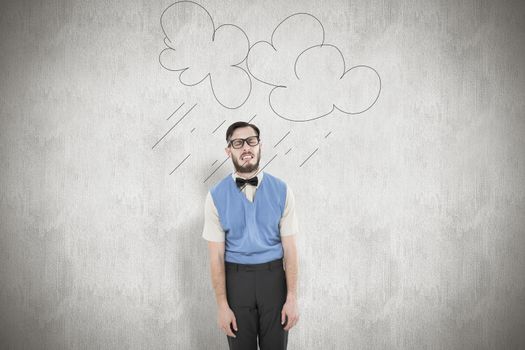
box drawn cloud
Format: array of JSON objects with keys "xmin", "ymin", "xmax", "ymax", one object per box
[
  {"xmin": 247, "ymin": 13, "xmax": 381, "ymax": 121},
  {"xmin": 159, "ymin": 1, "xmax": 251, "ymax": 109}
]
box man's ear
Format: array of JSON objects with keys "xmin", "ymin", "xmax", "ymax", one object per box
[{"xmin": 225, "ymin": 146, "xmax": 231, "ymax": 157}]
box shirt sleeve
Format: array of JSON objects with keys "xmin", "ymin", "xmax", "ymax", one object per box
[
  {"xmin": 279, "ymin": 185, "xmax": 299, "ymax": 237},
  {"xmin": 202, "ymin": 191, "xmax": 225, "ymax": 242}
]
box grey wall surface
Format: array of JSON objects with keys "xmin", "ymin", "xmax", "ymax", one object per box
[{"xmin": 1, "ymin": 0, "xmax": 524, "ymax": 349}]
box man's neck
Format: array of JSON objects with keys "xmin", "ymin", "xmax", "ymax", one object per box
[{"xmin": 235, "ymin": 168, "xmax": 259, "ymax": 179}]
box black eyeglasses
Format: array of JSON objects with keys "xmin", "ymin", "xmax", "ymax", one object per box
[{"xmin": 228, "ymin": 136, "xmax": 260, "ymax": 149}]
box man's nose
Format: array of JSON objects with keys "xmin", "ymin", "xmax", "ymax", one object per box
[{"xmin": 242, "ymin": 142, "xmax": 253, "ymax": 152}]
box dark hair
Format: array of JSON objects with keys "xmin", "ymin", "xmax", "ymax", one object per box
[{"xmin": 225, "ymin": 121, "xmax": 260, "ymax": 143}]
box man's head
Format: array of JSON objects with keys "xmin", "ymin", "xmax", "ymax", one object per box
[{"xmin": 225, "ymin": 121, "xmax": 262, "ymax": 175}]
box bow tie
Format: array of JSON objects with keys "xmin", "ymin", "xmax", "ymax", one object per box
[{"xmin": 235, "ymin": 176, "xmax": 258, "ymax": 189}]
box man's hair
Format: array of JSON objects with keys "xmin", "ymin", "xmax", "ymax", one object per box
[{"xmin": 225, "ymin": 121, "xmax": 260, "ymax": 143}]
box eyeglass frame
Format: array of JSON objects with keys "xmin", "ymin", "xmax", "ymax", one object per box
[{"xmin": 227, "ymin": 136, "xmax": 260, "ymax": 149}]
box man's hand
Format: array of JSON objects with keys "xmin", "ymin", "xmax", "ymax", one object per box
[
  {"xmin": 281, "ymin": 297, "xmax": 299, "ymax": 331},
  {"xmin": 217, "ymin": 304, "xmax": 238, "ymax": 338}
]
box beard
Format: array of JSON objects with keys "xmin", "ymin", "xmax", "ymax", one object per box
[{"xmin": 232, "ymin": 149, "xmax": 261, "ymax": 174}]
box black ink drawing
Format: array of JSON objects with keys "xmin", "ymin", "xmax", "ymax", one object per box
[
  {"xmin": 247, "ymin": 13, "xmax": 381, "ymax": 122},
  {"xmin": 167, "ymin": 102, "xmax": 184, "ymax": 121},
  {"xmin": 159, "ymin": 1, "xmax": 252, "ymax": 109},
  {"xmin": 203, "ymin": 157, "xmax": 230, "ymax": 183},
  {"xmin": 171, "ymin": 153, "xmax": 191, "ymax": 174},
  {"xmin": 212, "ymin": 120, "xmax": 226, "ymax": 134},
  {"xmin": 254, "ymin": 154, "xmax": 279, "ymax": 177},
  {"xmin": 152, "ymin": 103, "xmax": 197, "ymax": 149},
  {"xmin": 299, "ymin": 148, "xmax": 319, "ymax": 167},
  {"xmin": 273, "ymin": 131, "xmax": 291, "ymax": 148},
  {"xmin": 157, "ymin": 3, "xmax": 382, "ymax": 175}
]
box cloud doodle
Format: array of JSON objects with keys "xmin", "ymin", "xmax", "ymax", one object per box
[
  {"xmin": 247, "ymin": 13, "xmax": 381, "ymax": 122},
  {"xmin": 159, "ymin": 1, "xmax": 252, "ymax": 109}
]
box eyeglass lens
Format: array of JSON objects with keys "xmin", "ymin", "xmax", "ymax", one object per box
[{"xmin": 231, "ymin": 136, "xmax": 259, "ymax": 149}]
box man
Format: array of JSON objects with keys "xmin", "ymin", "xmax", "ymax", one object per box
[{"xmin": 202, "ymin": 121, "xmax": 300, "ymax": 350}]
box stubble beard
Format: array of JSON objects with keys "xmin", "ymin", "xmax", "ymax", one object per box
[{"xmin": 232, "ymin": 149, "xmax": 261, "ymax": 174}]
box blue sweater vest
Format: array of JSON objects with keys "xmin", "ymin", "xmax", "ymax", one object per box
[{"xmin": 210, "ymin": 172, "xmax": 287, "ymax": 264}]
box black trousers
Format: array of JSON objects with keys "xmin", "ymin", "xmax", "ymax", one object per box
[{"xmin": 225, "ymin": 258, "xmax": 289, "ymax": 350}]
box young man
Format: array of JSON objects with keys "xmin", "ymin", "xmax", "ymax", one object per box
[{"xmin": 202, "ymin": 121, "xmax": 300, "ymax": 350}]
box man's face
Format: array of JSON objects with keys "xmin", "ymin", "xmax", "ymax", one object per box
[{"xmin": 225, "ymin": 126, "xmax": 262, "ymax": 174}]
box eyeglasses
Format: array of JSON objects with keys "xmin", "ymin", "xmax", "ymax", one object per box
[{"xmin": 228, "ymin": 136, "xmax": 260, "ymax": 149}]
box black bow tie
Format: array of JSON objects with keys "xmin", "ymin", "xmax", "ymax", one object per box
[{"xmin": 235, "ymin": 176, "xmax": 258, "ymax": 189}]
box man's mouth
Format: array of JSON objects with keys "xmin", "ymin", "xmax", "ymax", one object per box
[{"xmin": 241, "ymin": 154, "xmax": 254, "ymax": 161}]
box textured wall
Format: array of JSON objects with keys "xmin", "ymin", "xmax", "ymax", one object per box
[{"xmin": 1, "ymin": 0, "xmax": 524, "ymax": 349}]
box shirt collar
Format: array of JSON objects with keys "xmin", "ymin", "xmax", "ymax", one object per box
[{"xmin": 232, "ymin": 170, "xmax": 264, "ymax": 188}]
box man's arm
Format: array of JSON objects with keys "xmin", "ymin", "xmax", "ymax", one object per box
[
  {"xmin": 279, "ymin": 185, "xmax": 300, "ymax": 301},
  {"xmin": 281, "ymin": 234, "xmax": 300, "ymax": 331},
  {"xmin": 279, "ymin": 184, "xmax": 300, "ymax": 330},
  {"xmin": 282, "ymin": 235, "xmax": 298, "ymax": 300},
  {"xmin": 203, "ymin": 192, "xmax": 229, "ymax": 307},
  {"xmin": 208, "ymin": 241, "xmax": 228, "ymax": 307},
  {"xmin": 203, "ymin": 192, "xmax": 237, "ymax": 337},
  {"xmin": 207, "ymin": 241, "xmax": 238, "ymax": 337}
]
